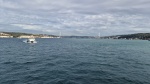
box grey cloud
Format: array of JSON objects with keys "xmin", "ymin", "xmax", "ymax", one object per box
[{"xmin": 0, "ymin": 0, "xmax": 150, "ymax": 36}]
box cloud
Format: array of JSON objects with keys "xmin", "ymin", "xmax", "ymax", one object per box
[
  {"xmin": 12, "ymin": 24, "xmax": 42, "ymax": 30},
  {"xmin": 0, "ymin": 0, "xmax": 150, "ymax": 36}
]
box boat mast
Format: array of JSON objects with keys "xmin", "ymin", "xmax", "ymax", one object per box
[
  {"xmin": 99, "ymin": 32, "xmax": 101, "ymax": 38},
  {"xmin": 59, "ymin": 32, "xmax": 61, "ymax": 38}
]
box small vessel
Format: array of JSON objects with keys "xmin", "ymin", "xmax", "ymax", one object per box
[
  {"xmin": 26, "ymin": 38, "xmax": 37, "ymax": 43},
  {"xmin": 23, "ymin": 35, "xmax": 37, "ymax": 43}
]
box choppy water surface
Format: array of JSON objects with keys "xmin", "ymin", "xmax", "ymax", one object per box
[{"xmin": 0, "ymin": 38, "xmax": 150, "ymax": 84}]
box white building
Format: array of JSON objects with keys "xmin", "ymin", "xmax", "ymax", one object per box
[
  {"xmin": 0, "ymin": 33, "xmax": 13, "ymax": 38},
  {"xmin": 18, "ymin": 35, "xmax": 36, "ymax": 38},
  {"xmin": 40, "ymin": 36, "xmax": 54, "ymax": 38}
]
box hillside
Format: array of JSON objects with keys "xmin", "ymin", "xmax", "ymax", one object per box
[
  {"xmin": 1, "ymin": 32, "xmax": 150, "ymax": 40},
  {"xmin": 117, "ymin": 33, "xmax": 150, "ymax": 40},
  {"xmin": 2, "ymin": 32, "xmax": 58, "ymax": 38}
]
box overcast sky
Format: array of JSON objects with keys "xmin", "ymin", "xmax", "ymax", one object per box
[{"xmin": 0, "ymin": 0, "xmax": 150, "ymax": 36}]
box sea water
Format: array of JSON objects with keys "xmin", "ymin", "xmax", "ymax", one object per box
[{"xmin": 0, "ymin": 38, "xmax": 150, "ymax": 84}]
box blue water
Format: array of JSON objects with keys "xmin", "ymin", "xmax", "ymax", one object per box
[{"xmin": 0, "ymin": 38, "xmax": 150, "ymax": 84}]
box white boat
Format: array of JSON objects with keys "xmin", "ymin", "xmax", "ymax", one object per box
[
  {"xmin": 23, "ymin": 35, "xmax": 37, "ymax": 43},
  {"xmin": 26, "ymin": 38, "xmax": 37, "ymax": 43}
]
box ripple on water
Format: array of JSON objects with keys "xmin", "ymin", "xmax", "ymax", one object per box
[{"xmin": 0, "ymin": 39, "xmax": 150, "ymax": 84}]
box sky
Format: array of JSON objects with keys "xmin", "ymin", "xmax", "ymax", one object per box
[{"xmin": 0, "ymin": 0, "xmax": 150, "ymax": 36}]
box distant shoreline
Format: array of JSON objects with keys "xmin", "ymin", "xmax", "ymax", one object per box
[
  {"xmin": 0, "ymin": 32, "xmax": 59, "ymax": 38},
  {"xmin": 0, "ymin": 32, "xmax": 150, "ymax": 40}
]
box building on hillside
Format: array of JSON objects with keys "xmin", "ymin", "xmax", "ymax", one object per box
[
  {"xmin": 0, "ymin": 33, "xmax": 10, "ymax": 36},
  {"xmin": 40, "ymin": 36, "xmax": 54, "ymax": 38},
  {"xmin": 18, "ymin": 35, "xmax": 30, "ymax": 38},
  {"xmin": 0, "ymin": 33, "xmax": 13, "ymax": 38},
  {"xmin": 18, "ymin": 35, "xmax": 41, "ymax": 38}
]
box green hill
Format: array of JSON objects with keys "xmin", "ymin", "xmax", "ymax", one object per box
[
  {"xmin": 2, "ymin": 32, "xmax": 57, "ymax": 38},
  {"xmin": 118, "ymin": 33, "xmax": 150, "ymax": 40}
]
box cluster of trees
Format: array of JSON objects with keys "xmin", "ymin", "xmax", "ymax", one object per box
[
  {"xmin": 3, "ymin": 32, "xmax": 57, "ymax": 38},
  {"xmin": 118, "ymin": 33, "xmax": 150, "ymax": 40},
  {"xmin": 3, "ymin": 32, "xmax": 32, "ymax": 38},
  {"xmin": 2, "ymin": 32, "xmax": 150, "ymax": 40}
]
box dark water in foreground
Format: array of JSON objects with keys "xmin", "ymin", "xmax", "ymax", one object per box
[{"xmin": 0, "ymin": 38, "xmax": 150, "ymax": 84}]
